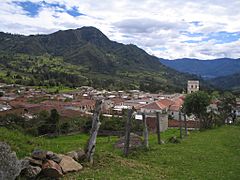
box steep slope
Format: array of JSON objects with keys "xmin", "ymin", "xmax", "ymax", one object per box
[
  {"xmin": 160, "ymin": 58, "xmax": 240, "ymax": 79},
  {"xmin": 0, "ymin": 27, "xmax": 200, "ymax": 92}
]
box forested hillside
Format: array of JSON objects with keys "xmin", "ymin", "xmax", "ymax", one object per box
[
  {"xmin": 208, "ymin": 73, "xmax": 240, "ymax": 93},
  {"xmin": 0, "ymin": 27, "xmax": 200, "ymax": 92}
]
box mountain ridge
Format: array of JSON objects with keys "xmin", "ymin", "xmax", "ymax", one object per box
[
  {"xmin": 0, "ymin": 26, "xmax": 202, "ymax": 92},
  {"xmin": 207, "ymin": 72, "xmax": 240, "ymax": 92},
  {"xmin": 160, "ymin": 58, "xmax": 240, "ymax": 79}
]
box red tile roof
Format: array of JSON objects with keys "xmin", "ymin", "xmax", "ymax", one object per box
[
  {"xmin": 142, "ymin": 100, "xmax": 169, "ymax": 110},
  {"xmin": 111, "ymin": 98, "xmax": 125, "ymax": 105},
  {"xmin": 169, "ymin": 105, "xmax": 180, "ymax": 111},
  {"xmin": 158, "ymin": 99, "xmax": 174, "ymax": 107},
  {"xmin": 168, "ymin": 97, "xmax": 184, "ymax": 111},
  {"xmin": 142, "ymin": 98, "xmax": 184, "ymax": 112}
]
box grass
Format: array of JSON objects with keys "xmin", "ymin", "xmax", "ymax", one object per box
[
  {"xmin": 34, "ymin": 86, "xmax": 76, "ymax": 94},
  {"xmin": 1, "ymin": 126, "xmax": 240, "ymax": 179}
]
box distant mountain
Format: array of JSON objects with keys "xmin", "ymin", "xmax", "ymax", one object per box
[
  {"xmin": 160, "ymin": 58, "xmax": 240, "ymax": 79},
  {"xmin": 208, "ymin": 73, "xmax": 240, "ymax": 93},
  {"xmin": 0, "ymin": 27, "xmax": 201, "ymax": 93}
]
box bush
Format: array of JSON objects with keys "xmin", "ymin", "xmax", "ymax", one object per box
[
  {"xmin": 83, "ymin": 118, "xmax": 92, "ymax": 133},
  {"xmin": 60, "ymin": 122, "xmax": 71, "ymax": 134},
  {"xmin": 0, "ymin": 114, "xmax": 26, "ymax": 128}
]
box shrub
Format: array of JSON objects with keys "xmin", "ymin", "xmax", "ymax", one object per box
[{"xmin": 60, "ymin": 122, "xmax": 71, "ymax": 134}]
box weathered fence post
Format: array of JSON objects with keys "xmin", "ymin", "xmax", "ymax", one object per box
[
  {"xmin": 156, "ymin": 111, "xmax": 161, "ymax": 144},
  {"xmin": 85, "ymin": 99, "xmax": 103, "ymax": 164},
  {"xmin": 142, "ymin": 112, "xmax": 149, "ymax": 149},
  {"xmin": 184, "ymin": 113, "xmax": 188, "ymax": 137},
  {"xmin": 179, "ymin": 110, "xmax": 183, "ymax": 139},
  {"xmin": 124, "ymin": 109, "xmax": 133, "ymax": 157}
]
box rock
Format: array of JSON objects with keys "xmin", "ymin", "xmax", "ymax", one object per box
[
  {"xmin": 21, "ymin": 165, "xmax": 41, "ymax": 179},
  {"xmin": 168, "ymin": 136, "xmax": 181, "ymax": 144},
  {"xmin": 32, "ymin": 149, "xmax": 47, "ymax": 160},
  {"xmin": 46, "ymin": 151, "xmax": 54, "ymax": 158},
  {"xmin": 58, "ymin": 154, "xmax": 83, "ymax": 174},
  {"xmin": 46, "ymin": 152, "xmax": 62, "ymax": 164},
  {"xmin": 66, "ymin": 151, "xmax": 77, "ymax": 160},
  {"xmin": 50, "ymin": 154, "xmax": 62, "ymax": 164},
  {"xmin": 0, "ymin": 142, "xmax": 27, "ymax": 180},
  {"xmin": 66, "ymin": 149, "xmax": 86, "ymax": 163},
  {"xmin": 24, "ymin": 157, "xmax": 42, "ymax": 167},
  {"xmin": 42, "ymin": 160, "xmax": 63, "ymax": 178},
  {"xmin": 115, "ymin": 133, "xmax": 143, "ymax": 150}
]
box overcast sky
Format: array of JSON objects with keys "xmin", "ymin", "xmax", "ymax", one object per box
[{"xmin": 1, "ymin": 0, "xmax": 240, "ymax": 60}]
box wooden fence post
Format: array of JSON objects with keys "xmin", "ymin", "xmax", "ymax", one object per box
[
  {"xmin": 156, "ymin": 111, "xmax": 161, "ymax": 144},
  {"xmin": 85, "ymin": 99, "xmax": 103, "ymax": 164},
  {"xmin": 142, "ymin": 112, "xmax": 149, "ymax": 149},
  {"xmin": 179, "ymin": 110, "xmax": 183, "ymax": 139},
  {"xmin": 184, "ymin": 113, "xmax": 188, "ymax": 137},
  {"xmin": 124, "ymin": 109, "xmax": 133, "ymax": 157}
]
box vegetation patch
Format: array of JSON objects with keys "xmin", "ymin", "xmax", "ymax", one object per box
[{"xmin": 1, "ymin": 126, "xmax": 240, "ymax": 179}]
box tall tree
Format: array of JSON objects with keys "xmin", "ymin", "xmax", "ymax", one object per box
[
  {"xmin": 49, "ymin": 109, "xmax": 60, "ymax": 134},
  {"xmin": 183, "ymin": 91, "xmax": 211, "ymax": 130}
]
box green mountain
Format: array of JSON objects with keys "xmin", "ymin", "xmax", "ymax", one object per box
[
  {"xmin": 0, "ymin": 26, "xmax": 200, "ymax": 92},
  {"xmin": 208, "ymin": 73, "xmax": 240, "ymax": 93}
]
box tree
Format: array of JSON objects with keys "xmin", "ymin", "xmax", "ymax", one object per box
[
  {"xmin": 60, "ymin": 122, "xmax": 70, "ymax": 134},
  {"xmin": 211, "ymin": 91, "xmax": 220, "ymax": 100},
  {"xmin": 49, "ymin": 109, "xmax": 60, "ymax": 134},
  {"xmin": 6, "ymin": 71, "xmax": 11, "ymax": 77},
  {"xmin": 183, "ymin": 91, "xmax": 211, "ymax": 130},
  {"xmin": 37, "ymin": 110, "xmax": 50, "ymax": 135},
  {"xmin": 218, "ymin": 92, "xmax": 236, "ymax": 124},
  {"xmin": 37, "ymin": 109, "xmax": 60, "ymax": 135}
]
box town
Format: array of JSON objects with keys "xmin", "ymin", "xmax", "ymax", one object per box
[
  {"xmin": 1, "ymin": 81, "xmax": 239, "ymax": 135},
  {"xmin": 1, "ymin": 79, "xmax": 240, "ymax": 179},
  {"xmin": 1, "ymin": 1, "xmax": 240, "ymax": 178}
]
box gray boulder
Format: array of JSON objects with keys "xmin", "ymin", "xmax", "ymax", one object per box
[
  {"xmin": 46, "ymin": 151, "xmax": 54, "ymax": 158},
  {"xmin": 0, "ymin": 142, "xmax": 27, "ymax": 180},
  {"xmin": 66, "ymin": 149, "xmax": 86, "ymax": 163},
  {"xmin": 32, "ymin": 149, "xmax": 47, "ymax": 160},
  {"xmin": 46, "ymin": 151, "xmax": 62, "ymax": 164}
]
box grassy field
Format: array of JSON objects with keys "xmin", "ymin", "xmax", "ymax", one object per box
[{"xmin": 1, "ymin": 126, "xmax": 240, "ymax": 180}]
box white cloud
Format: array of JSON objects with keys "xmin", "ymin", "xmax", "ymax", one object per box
[{"xmin": 0, "ymin": 0, "xmax": 240, "ymax": 59}]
